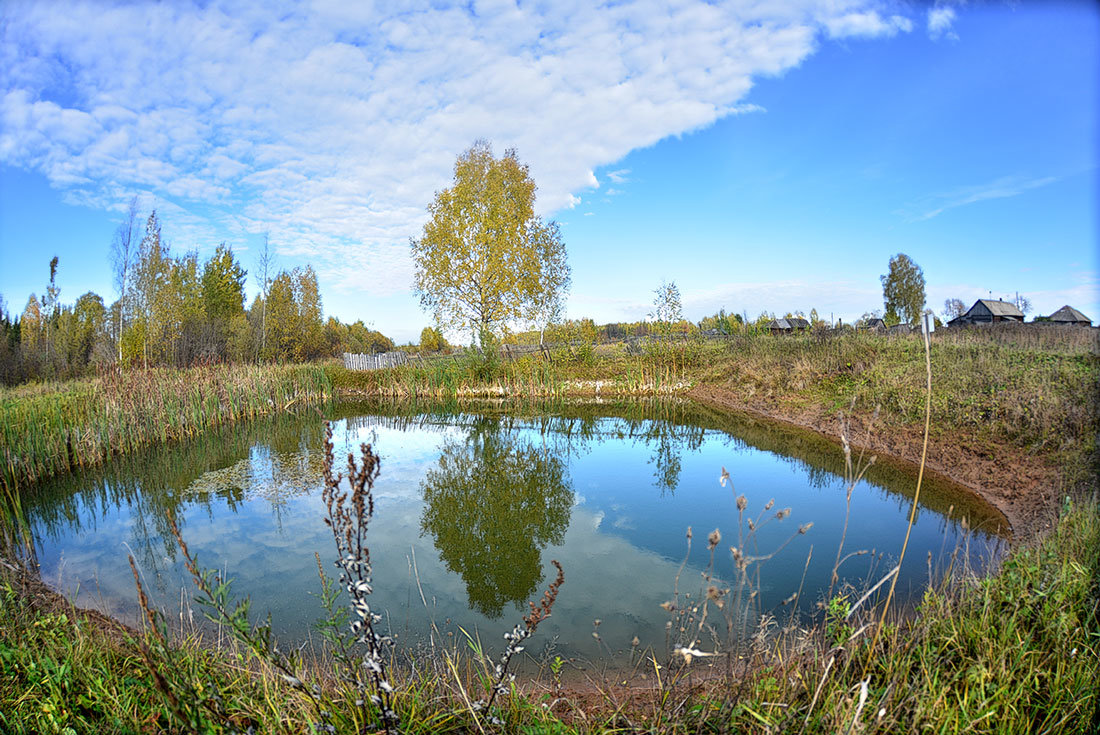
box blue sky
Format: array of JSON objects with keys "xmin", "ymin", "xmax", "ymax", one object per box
[{"xmin": 1, "ymin": 0, "xmax": 1096, "ymax": 343}]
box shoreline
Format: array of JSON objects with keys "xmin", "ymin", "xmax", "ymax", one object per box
[{"xmin": 687, "ymin": 384, "xmax": 1061, "ymax": 542}]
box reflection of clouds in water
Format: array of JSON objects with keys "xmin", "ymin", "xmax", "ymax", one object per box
[
  {"xmin": 612, "ymin": 515, "xmax": 635, "ymax": 531},
  {"xmin": 338, "ymin": 421, "xmax": 465, "ymax": 502},
  {"xmin": 535, "ymin": 506, "xmax": 743, "ymax": 661}
]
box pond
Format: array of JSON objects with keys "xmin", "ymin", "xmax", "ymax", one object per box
[{"xmin": 24, "ymin": 399, "xmax": 1007, "ymax": 670}]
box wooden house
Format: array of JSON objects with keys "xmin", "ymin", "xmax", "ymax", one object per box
[
  {"xmin": 861, "ymin": 317, "xmax": 886, "ymax": 332},
  {"xmin": 947, "ymin": 299, "xmax": 1024, "ymax": 327},
  {"xmin": 767, "ymin": 317, "xmax": 810, "ymax": 334},
  {"xmin": 1044, "ymin": 305, "xmax": 1092, "ymax": 326}
]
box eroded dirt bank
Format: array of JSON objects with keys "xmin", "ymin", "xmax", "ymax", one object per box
[{"xmin": 688, "ymin": 385, "xmax": 1062, "ymax": 542}]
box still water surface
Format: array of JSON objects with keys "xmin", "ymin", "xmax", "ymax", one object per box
[{"xmin": 26, "ymin": 400, "xmax": 1007, "ymax": 665}]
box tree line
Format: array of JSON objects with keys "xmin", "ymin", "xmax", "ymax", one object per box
[{"xmin": 0, "ymin": 205, "xmax": 393, "ymax": 385}]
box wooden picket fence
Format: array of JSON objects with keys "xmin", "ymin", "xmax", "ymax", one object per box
[
  {"xmin": 342, "ymin": 351, "xmax": 409, "ymax": 370},
  {"xmin": 342, "ymin": 343, "xmax": 554, "ymax": 371}
]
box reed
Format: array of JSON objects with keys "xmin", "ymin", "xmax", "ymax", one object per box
[{"xmin": 1, "ymin": 363, "xmax": 333, "ymax": 492}]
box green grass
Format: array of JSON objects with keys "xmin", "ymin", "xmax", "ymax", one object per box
[
  {"xmin": 721, "ymin": 496, "xmax": 1100, "ymax": 735},
  {"xmin": 331, "ymin": 328, "xmax": 1098, "ymax": 472}
]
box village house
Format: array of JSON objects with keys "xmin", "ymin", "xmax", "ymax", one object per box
[
  {"xmin": 1043, "ymin": 305, "xmax": 1092, "ymax": 326},
  {"xmin": 766, "ymin": 317, "xmax": 810, "ymax": 334},
  {"xmin": 947, "ymin": 299, "xmax": 1025, "ymax": 327},
  {"xmin": 861, "ymin": 317, "xmax": 886, "ymax": 332}
]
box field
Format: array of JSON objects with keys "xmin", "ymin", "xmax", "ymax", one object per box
[{"xmin": 1, "ymin": 324, "xmax": 1097, "ymax": 733}]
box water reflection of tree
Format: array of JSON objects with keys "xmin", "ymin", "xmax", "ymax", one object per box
[{"xmin": 420, "ymin": 423, "xmax": 573, "ymax": 618}]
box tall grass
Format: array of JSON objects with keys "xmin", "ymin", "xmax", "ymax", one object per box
[
  {"xmin": 692, "ymin": 328, "xmax": 1099, "ymax": 454},
  {"xmin": 1, "ymin": 363, "xmax": 333, "ymax": 491},
  {"xmin": 331, "ymin": 328, "xmax": 1097, "ymax": 457}
]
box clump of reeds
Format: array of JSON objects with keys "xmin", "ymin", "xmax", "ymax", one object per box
[{"xmin": 2, "ymin": 362, "xmax": 333, "ymax": 491}]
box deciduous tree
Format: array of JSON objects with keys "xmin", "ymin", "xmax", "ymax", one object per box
[
  {"xmin": 943, "ymin": 297, "xmax": 966, "ymax": 321},
  {"xmin": 650, "ymin": 280, "xmax": 683, "ymax": 331},
  {"xmin": 411, "ymin": 141, "xmax": 571, "ymax": 345},
  {"xmin": 110, "ymin": 197, "xmax": 139, "ymax": 361},
  {"xmin": 419, "ymin": 326, "xmax": 447, "ymax": 353},
  {"xmin": 880, "ymin": 253, "xmax": 926, "ymax": 326},
  {"xmin": 129, "ymin": 211, "xmax": 170, "ymax": 368}
]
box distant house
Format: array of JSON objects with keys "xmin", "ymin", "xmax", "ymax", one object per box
[
  {"xmin": 1044, "ymin": 305, "xmax": 1092, "ymax": 327},
  {"xmin": 861, "ymin": 317, "xmax": 886, "ymax": 332},
  {"xmin": 886, "ymin": 323, "xmax": 912, "ymax": 335},
  {"xmin": 767, "ymin": 317, "xmax": 810, "ymax": 334},
  {"xmin": 947, "ymin": 299, "xmax": 1024, "ymax": 327}
]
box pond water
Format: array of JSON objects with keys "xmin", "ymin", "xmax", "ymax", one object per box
[{"xmin": 25, "ymin": 400, "xmax": 1007, "ymax": 669}]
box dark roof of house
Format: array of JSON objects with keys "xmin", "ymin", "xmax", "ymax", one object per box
[
  {"xmin": 969, "ymin": 299, "xmax": 1024, "ymax": 318},
  {"xmin": 1047, "ymin": 305, "xmax": 1092, "ymax": 324}
]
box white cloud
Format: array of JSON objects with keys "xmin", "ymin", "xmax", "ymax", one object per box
[
  {"xmin": 824, "ymin": 11, "xmax": 913, "ymax": 39},
  {"xmin": 927, "ymin": 5, "xmax": 959, "ymax": 41},
  {"xmin": 902, "ymin": 175, "xmax": 1058, "ymax": 222},
  {"xmin": 1, "ymin": 0, "xmax": 913, "ymax": 315},
  {"xmin": 606, "ymin": 169, "xmax": 631, "ymax": 184}
]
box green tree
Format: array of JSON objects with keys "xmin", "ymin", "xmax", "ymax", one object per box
[
  {"xmin": 650, "ymin": 280, "xmax": 683, "ymax": 329},
  {"xmin": 162, "ymin": 252, "xmax": 203, "ymax": 364},
  {"xmin": 293, "ymin": 266, "xmax": 324, "ymax": 360},
  {"xmin": 880, "ymin": 253, "xmax": 926, "ymax": 326},
  {"xmin": 66, "ymin": 292, "xmax": 106, "ymax": 369},
  {"xmin": 411, "ymin": 141, "xmax": 571, "ymax": 345},
  {"xmin": 201, "ymin": 244, "xmax": 247, "ymax": 360},
  {"xmin": 129, "ymin": 211, "xmax": 170, "ymax": 368},
  {"xmin": 419, "ymin": 326, "xmax": 448, "ymax": 353},
  {"xmin": 201, "ymin": 244, "xmax": 247, "ymax": 323},
  {"xmin": 264, "ymin": 271, "xmax": 297, "ymax": 361}
]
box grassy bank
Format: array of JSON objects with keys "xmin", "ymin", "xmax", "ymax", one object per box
[
  {"xmin": 332, "ymin": 327, "xmax": 1098, "ymax": 483},
  {"xmin": 1, "ymin": 363, "xmax": 333, "ymax": 492}
]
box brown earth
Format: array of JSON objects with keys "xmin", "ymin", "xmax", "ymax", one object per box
[{"xmin": 688, "ymin": 385, "xmax": 1062, "ymax": 543}]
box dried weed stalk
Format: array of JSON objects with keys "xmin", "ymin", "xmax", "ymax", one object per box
[{"xmin": 321, "ymin": 422, "xmax": 399, "ymax": 733}]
